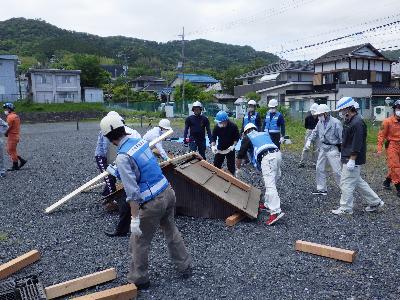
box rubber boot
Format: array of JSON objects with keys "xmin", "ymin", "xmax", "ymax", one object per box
[
  {"xmin": 18, "ymin": 156, "xmax": 27, "ymax": 169},
  {"xmin": 7, "ymin": 161, "xmax": 20, "ymax": 171},
  {"xmin": 396, "ymin": 184, "xmax": 400, "ymax": 198},
  {"xmin": 383, "ymin": 177, "xmax": 392, "ymax": 190}
]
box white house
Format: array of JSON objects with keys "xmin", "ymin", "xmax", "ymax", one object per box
[
  {"xmin": 27, "ymin": 69, "xmax": 81, "ymax": 103},
  {"xmin": 84, "ymin": 87, "xmax": 104, "ymax": 103}
]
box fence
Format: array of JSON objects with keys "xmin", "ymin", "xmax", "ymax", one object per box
[
  {"xmin": 0, "ymin": 94, "xmax": 20, "ymax": 102},
  {"xmin": 107, "ymin": 100, "xmax": 234, "ymax": 118}
]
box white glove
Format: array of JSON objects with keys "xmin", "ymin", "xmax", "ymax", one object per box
[
  {"xmin": 211, "ymin": 145, "xmax": 218, "ymax": 154},
  {"xmin": 106, "ymin": 164, "xmax": 119, "ymax": 178},
  {"xmin": 346, "ymin": 159, "xmax": 356, "ymax": 171},
  {"xmin": 279, "ymin": 136, "xmax": 285, "ymax": 144},
  {"xmin": 130, "ymin": 217, "xmax": 142, "ymax": 236},
  {"xmin": 228, "ymin": 145, "xmax": 235, "ymax": 152},
  {"xmin": 305, "ymin": 141, "xmax": 311, "ymax": 150},
  {"xmin": 235, "ymin": 169, "xmax": 242, "ymax": 178}
]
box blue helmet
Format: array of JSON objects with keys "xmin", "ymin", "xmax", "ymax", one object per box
[
  {"xmin": 3, "ymin": 102, "xmax": 15, "ymax": 111},
  {"xmin": 215, "ymin": 111, "xmax": 229, "ymax": 123}
]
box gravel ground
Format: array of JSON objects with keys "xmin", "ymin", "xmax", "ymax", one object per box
[{"xmin": 0, "ymin": 121, "xmax": 399, "ymax": 300}]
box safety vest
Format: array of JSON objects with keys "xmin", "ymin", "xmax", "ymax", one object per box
[
  {"xmin": 248, "ymin": 131, "xmax": 277, "ymax": 165},
  {"xmin": 118, "ymin": 137, "xmax": 169, "ymax": 203},
  {"xmin": 264, "ymin": 111, "xmax": 281, "ymax": 133},
  {"xmin": 243, "ymin": 112, "xmax": 259, "ymax": 128}
]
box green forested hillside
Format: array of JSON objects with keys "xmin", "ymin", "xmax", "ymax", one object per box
[{"xmin": 0, "ymin": 18, "xmax": 279, "ymax": 74}]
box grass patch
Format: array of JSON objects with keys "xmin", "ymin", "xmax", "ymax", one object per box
[{"xmin": 0, "ymin": 232, "xmax": 8, "ymax": 241}]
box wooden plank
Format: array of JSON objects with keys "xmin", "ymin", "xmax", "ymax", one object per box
[
  {"xmin": 72, "ymin": 284, "xmax": 137, "ymax": 300},
  {"xmin": 295, "ymin": 240, "xmax": 356, "ymax": 263},
  {"xmin": 225, "ymin": 213, "xmax": 245, "ymax": 227},
  {"xmin": 45, "ymin": 268, "xmax": 117, "ymax": 299},
  {"xmin": 0, "ymin": 250, "xmax": 40, "ymax": 280},
  {"xmin": 198, "ymin": 160, "xmax": 251, "ymax": 192}
]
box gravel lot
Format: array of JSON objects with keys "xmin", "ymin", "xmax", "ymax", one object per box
[{"xmin": 0, "ymin": 121, "xmax": 399, "ymax": 299}]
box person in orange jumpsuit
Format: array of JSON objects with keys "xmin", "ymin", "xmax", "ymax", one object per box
[
  {"xmin": 3, "ymin": 102, "xmax": 27, "ymax": 171},
  {"xmin": 377, "ymin": 99, "xmax": 400, "ymax": 197}
]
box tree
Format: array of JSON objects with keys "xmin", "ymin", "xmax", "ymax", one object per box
[
  {"xmin": 197, "ymin": 90, "xmax": 215, "ymax": 103},
  {"xmin": 70, "ymin": 54, "xmax": 110, "ymax": 87},
  {"xmin": 173, "ymin": 82, "xmax": 202, "ymax": 102},
  {"xmin": 221, "ymin": 66, "xmax": 245, "ymax": 94},
  {"xmin": 244, "ymin": 91, "xmax": 261, "ymax": 102}
]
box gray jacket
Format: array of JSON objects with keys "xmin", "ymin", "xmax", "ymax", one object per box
[{"xmin": 309, "ymin": 116, "xmax": 342, "ymax": 151}]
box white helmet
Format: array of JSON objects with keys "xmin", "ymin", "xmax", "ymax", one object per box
[
  {"xmin": 335, "ymin": 97, "xmax": 357, "ymax": 111},
  {"xmin": 100, "ymin": 114, "xmax": 125, "ymax": 136},
  {"xmin": 107, "ymin": 110, "xmax": 125, "ymax": 122},
  {"xmin": 192, "ymin": 101, "xmax": 203, "ymax": 110},
  {"xmin": 310, "ymin": 103, "xmax": 319, "ymax": 113},
  {"xmin": 268, "ymin": 99, "xmax": 278, "ymax": 108},
  {"xmin": 315, "ymin": 104, "xmax": 330, "ymax": 115},
  {"xmin": 244, "ymin": 123, "xmax": 257, "ymax": 133},
  {"xmin": 158, "ymin": 118, "xmax": 171, "ymax": 130},
  {"xmin": 248, "ymin": 100, "xmax": 257, "ymax": 106}
]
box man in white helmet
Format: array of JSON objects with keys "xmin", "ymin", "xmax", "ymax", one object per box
[
  {"xmin": 305, "ymin": 104, "xmax": 342, "ymax": 196},
  {"xmin": 299, "ymin": 103, "xmax": 319, "ymax": 167},
  {"xmin": 241, "ymin": 99, "xmax": 261, "ymax": 133},
  {"xmin": 100, "ymin": 114, "xmax": 192, "ymax": 290},
  {"xmin": 96, "ymin": 111, "xmax": 141, "ymax": 237},
  {"xmin": 183, "ymin": 101, "xmax": 213, "ymax": 159},
  {"xmin": 236, "ymin": 123, "xmax": 284, "ymax": 225},
  {"xmin": 143, "ymin": 119, "xmax": 172, "ymax": 161},
  {"xmin": 263, "ymin": 99, "xmax": 286, "ymax": 149},
  {"xmin": 332, "ymin": 97, "xmax": 384, "ymax": 215}
]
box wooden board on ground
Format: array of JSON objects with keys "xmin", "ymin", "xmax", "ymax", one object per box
[
  {"xmin": 45, "ymin": 268, "xmax": 117, "ymax": 299},
  {"xmin": 0, "ymin": 250, "xmax": 40, "ymax": 280},
  {"xmin": 295, "ymin": 240, "xmax": 356, "ymax": 263},
  {"xmin": 71, "ymin": 284, "xmax": 137, "ymax": 300},
  {"xmin": 225, "ymin": 213, "xmax": 245, "ymax": 227}
]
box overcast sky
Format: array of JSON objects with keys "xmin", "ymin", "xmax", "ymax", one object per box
[{"xmin": 1, "ymin": 0, "xmax": 400, "ymax": 60}]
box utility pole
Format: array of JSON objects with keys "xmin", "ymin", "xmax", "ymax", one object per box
[{"xmin": 178, "ymin": 27, "xmax": 185, "ymax": 114}]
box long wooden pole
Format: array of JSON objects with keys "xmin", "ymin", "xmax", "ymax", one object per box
[{"xmin": 45, "ymin": 129, "xmax": 173, "ymax": 214}]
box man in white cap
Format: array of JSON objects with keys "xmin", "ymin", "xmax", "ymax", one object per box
[
  {"xmin": 143, "ymin": 119, "xmax": 172, "ymax": 161},
  {"xmin": 241, "ymin": 99, "xmax": 261, "ymax": 133},
  {"xmin": 332, "ymin": 97, "xmax": 384, "ymax": 215},
  {"xmin": 263, "ymin": 99, "xmax": 285, "ymax": 149},
  {"xmin": 299, "ymin": 103, "xmax": 319, "ymax": 167},
  {"xmin": 305, "ymin": 104, "xmax": 342, "ymax": 196}
]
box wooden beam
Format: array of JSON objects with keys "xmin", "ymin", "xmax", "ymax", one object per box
[
  {"xmin": 0, "ymin": 250, "xmax": 40, "ymax": 280},
  {"xmin": 225, "ymin": 213, "xmax": 245, "ymax": 227},
  {"xmin": 198, "ymin": 160, "xmax": 251, "ymax": 192},
  {"xmin": 295, "ymin": 240, "xmax": 356, "ymax": 263},
  {"xmin": 71, "ymin": 284, "xmax": 137, "ymax": 300},
  {"xmin": 45, "ymin": 268, "xmax": 117, "ymax": 299}
]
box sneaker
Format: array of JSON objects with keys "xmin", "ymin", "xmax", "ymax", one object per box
[
  {"xmin": 180, "ymin": 266, "xmax": 192, "ymax": 279},
  {"xmin": 365, "ymin": 201, "xmax": 384, "ymax": 212},
  {"xmin": 298, "ymin": 162, "xmax": 305, "ymax": 168},
  {"xmin": 383, "ymin": 178, "xmax": 391, "ymax": 190},
  {"xmin": 312, "ymin": 190, "xmax": 327, "ymax": 196},
  {"xmin": 331, "ymin": 207, "xmax": 353, "ymax": 215},
  {"xmin": 135, "ymin": 281, "xmax": 150, "ymax": 290},
  {"xmin": 266, "ymin": 212, "xmax": 285, "ymax": 225}
]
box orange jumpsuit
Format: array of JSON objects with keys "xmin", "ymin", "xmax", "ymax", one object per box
[
  {"xmin": 6, "ymin": 112, "xmax": 21, "ymax": 162},
  {"xmin": 377, "ymin": 115, "xmax": 400, "ymax": 184}
]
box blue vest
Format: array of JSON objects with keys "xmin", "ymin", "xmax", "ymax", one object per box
[
  {"xmin": 243, "ymin": 112, "xmax": 259, "ymax": 128},
  {"xmin": 264, "ymin": 111, "xmax": 281, "ymax": 133},
  {"xmin": 247, "ymin": 131, "xmax": 277, "ymax": 168},
  {"xmin": 118, "ymin": 137, "xmax": 169, "ymax": 203}
]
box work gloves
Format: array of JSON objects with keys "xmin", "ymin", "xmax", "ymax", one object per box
[
  {"xmin": 228, "ymin": 145, "xmax": 235, "ymax": 152},
  {"xmin": 106, "ymin": 164, "xmax": 120, "ymax": 179},
  {"xmin": 279, "ymin": 136, "xmax": 285, "ymax": 144},
  {"xmin": 346, "ymin": 159, "xmax": 356, "ymax": 171},
  {"xmin": 235, "ymin": 169, "xmax": 242, "ymax": 178},
  {"xmin": 305, "ymin": 140, "xmax": 311, "ymax": 150},
  {"xmin": 130, "ymin": 217, "xmax": 142, "ymax": 236},
  {"xmin": 211, "ymin": 145, "xmax": 218, "ymax": 154}
]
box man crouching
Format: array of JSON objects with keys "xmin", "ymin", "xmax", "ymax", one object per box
[{"xmin": 100, "ymin": 114, "xmax": 192, "ymax": 290}]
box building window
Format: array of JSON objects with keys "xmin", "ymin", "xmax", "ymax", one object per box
[
  {"xmin": 37, "ymin": 74, "xmax": 48, "ymax": 84},
  {"xmin": 376, "ymin": 72, "xmax": 383, "ymax": 82},
  {"xmin": 247, "ymin": 78, "xmax": 254, "ymax": 84},
  {"xmin": 62, "ymin": 76, "xmax": 72, "ymax": 84},
  {"xmin": 323, "ymin": 73, "xmax": 334, "ymax": 84},
  {"xmin": 339, "ymin": 72, "xmax": 349, "ymax": 83}
]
